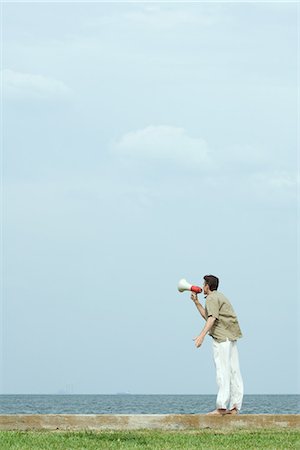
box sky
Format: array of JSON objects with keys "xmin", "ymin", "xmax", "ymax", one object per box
[{"xmin": 1, "ymin": 1, "xmax": 299, "ymax": 395}]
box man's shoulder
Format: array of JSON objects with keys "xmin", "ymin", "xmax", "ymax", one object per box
[
  {"xmin": 206, "ymin": 291, "xmax": 232, "ymax": 307},
  {"xmin": 207, "ymin": 291, "xmax": 225, "ymax": 300}
]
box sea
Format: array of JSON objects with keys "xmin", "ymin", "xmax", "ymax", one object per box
[{"xmin": 0, "ymin": 395, "xmax": 299, "ymax": 415}]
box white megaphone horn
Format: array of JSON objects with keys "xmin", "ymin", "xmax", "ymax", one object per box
[{"xmin": 177, "ymin": 278, "xmax": 202, "ymax": 294}]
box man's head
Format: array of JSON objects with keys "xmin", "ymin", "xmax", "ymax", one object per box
[{"xmin": 203, "ymin": 274, "xmax": 219, "ymax": 295}]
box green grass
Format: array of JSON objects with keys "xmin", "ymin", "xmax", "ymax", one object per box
[{"xmin": 0, "ymin": 429, "xmax": 299, "ymax": 450}]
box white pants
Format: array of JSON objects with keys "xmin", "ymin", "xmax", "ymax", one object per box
[{"xmin": 212, "ymin": 338, "xmax": 244, "ymax": 411}]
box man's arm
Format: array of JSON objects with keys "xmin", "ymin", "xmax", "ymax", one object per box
[
  {"xmin": 193, "ymin": 316, "xmax": 216, "ymax": 348},
  {"xmin": 190, "ymin": 293, "xmax": 206, "ymax": 320}
]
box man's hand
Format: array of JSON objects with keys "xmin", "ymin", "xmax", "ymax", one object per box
[
  {"xmin": 193, "ymin": 334, "xmax": 204, "ymax": 348},
  {"xmin": 190, "ymin": 292, "xmax": 198, "ymax": 303},
  {"xmin": 193, "ymin": 317, "xmax": 216, "ymax": 348}
]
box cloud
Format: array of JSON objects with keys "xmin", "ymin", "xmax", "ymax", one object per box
[
  {"xmin": 254, "ymin": 171, "xmax": 298, "ymax": 190},
  {"xmin": 83, "ymin": 4, "xmax": 221, "ymax": 32},
  {"xmin": 2, "ymin": 69, "xmax": 72, "ymax": 101},
  {"xmin": 244, "ymin": 170, "xmax": 298, "ymax": 206},
  {"xmin": 111, "ymin": 125, "xmax": 211, "ymax": 169},
  {"xmin": 123, "ymin": 5, "xmax": 220, "ymax": 29}
]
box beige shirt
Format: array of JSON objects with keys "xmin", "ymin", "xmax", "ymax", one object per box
[{"xmin": 205, "ymin": 291, "xmax": 242, "ymax": 343}]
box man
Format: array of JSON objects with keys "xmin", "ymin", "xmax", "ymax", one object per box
[{"xmin": 191, "ymin": 274, "xmax": 243, "ymax": 415}]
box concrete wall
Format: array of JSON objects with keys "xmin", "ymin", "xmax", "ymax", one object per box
[{"xmin": 0, "ymin": 415, "xmax": 299, "ymax": 431}]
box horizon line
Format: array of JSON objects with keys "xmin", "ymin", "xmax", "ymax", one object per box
[{"xmin": 1, "ymin": 393, "xmax": 299, "ymax": 396}]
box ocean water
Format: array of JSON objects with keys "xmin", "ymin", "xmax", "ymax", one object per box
[{"xmin": 0, "ymin": 395, "xmax": 299, "ymax": 415}]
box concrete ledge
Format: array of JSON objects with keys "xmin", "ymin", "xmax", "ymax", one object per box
[{"xmin": 0, "ymin": 415, "xmax": 299, "ymax": 431}]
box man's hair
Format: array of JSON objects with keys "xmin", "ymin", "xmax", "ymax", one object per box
[{"xmin": 203, "ymin": 275, "xmax": 219, "ymax": 291}]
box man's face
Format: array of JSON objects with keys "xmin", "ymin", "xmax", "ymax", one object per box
[{"xmin": 203, "ymin": 281, "xmax": 209, "ymax": 295}]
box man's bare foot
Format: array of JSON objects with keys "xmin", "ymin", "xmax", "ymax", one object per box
[
  {"xmin": 207, "ymin": 408, "xmax": 227, "ymax": 415},
  {"xmin": 227, "ymin": 407, "xmax": 239, "ymax": 415}
]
